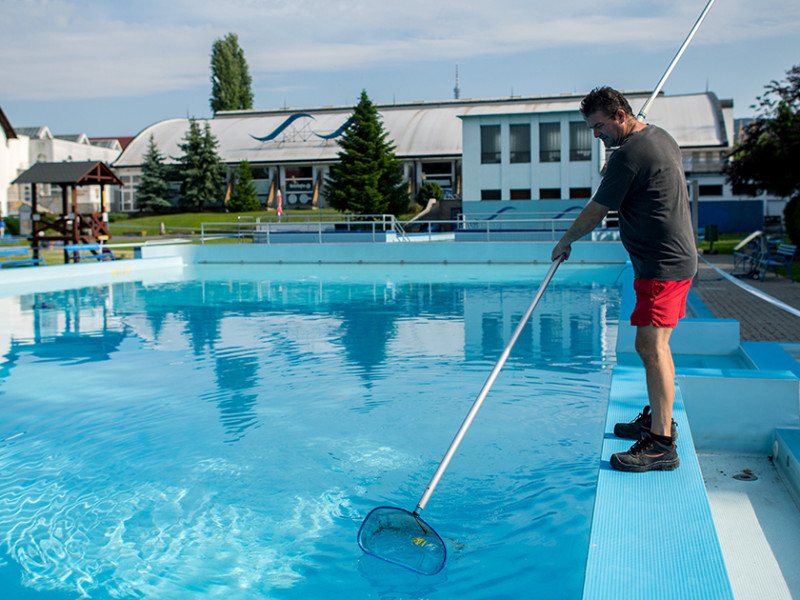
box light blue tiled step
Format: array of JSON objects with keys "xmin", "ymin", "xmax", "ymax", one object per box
[
  {"xmin": 742, "ymin": 341, "xmax": 800, "ymax": 379},
  {"xmin": 582, "ymin": 365, "xmax": 733, "ymax": 600},
  {"xmin": 774, "ymin": 429, "xmax": 800, "ymax": 507}
]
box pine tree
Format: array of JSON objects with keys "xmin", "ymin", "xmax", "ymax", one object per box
[
  {"xmin": 136, "ymin": 134, "xmax": 173, "ymax": 212},
  {"xmin": 323, "ymin": 90, "xmax": 408, "ymax": 216},
  {"xmin": 228, "ymin": 160, "xmax": 260, "ymax": 212},
  {"xmin": 210, "ymin": 33, "xmax": 254, "ymax": 113},
  {"xmin": 178, "ymin": 118, "xmax": 224, "ymax": 210}
]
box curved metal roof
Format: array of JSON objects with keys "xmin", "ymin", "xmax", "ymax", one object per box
[{"xmin": 114, "ymin": 92, "xmax": 728, "ymax": 168}]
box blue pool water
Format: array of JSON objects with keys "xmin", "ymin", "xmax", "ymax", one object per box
[{"xmin": 0, "ymin": 263, "xmax": 622, "ymax": 599}]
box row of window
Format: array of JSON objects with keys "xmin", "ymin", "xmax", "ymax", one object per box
[
  {"xmin": 481, "ymin": 188, "xmax": 592, "ymax": 201},
  {"xmin": 480, "ymin": 185, "xmax": 727, "ymax": 201},
  {"xmin": 480, "ymin": 122, "xmax": 592, "ymax": 165}
]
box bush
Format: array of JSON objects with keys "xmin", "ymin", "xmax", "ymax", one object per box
[
  {"xmin": 415, "ymin": 181, "xmax": 444, "ymax": 206},
  {"xmin": 783, "ymin": 194, "xmax": 800, "ymax": 246},
  {"xmin": 2, "ymin": 217, "xmax": 20, "ymax": 235}
]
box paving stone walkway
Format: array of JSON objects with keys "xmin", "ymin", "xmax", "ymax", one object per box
[{"xmin": 692, "ymin": 252, "xmax": 800, "ymax": 342}]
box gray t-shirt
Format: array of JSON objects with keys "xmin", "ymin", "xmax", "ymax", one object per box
[{"xmin": 592, "ymin": 125, "xmax": 697, "ymax": 281}]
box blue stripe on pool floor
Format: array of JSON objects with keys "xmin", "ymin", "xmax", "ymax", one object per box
[{"xmin": 582, "ymin": 365, "xmax": 734, "ymax": 600}]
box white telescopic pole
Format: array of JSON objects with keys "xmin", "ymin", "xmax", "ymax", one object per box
[
  {"xmin": 414, "ymin": 257, "xmax": 563, "ymax": 515},
  {"xmin": 637, "ymin": 0, "xmax": 717, "ymax": 122}
]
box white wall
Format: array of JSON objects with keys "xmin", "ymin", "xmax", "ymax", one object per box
[
  {"xmin": 461, "ymin": 112, "xmax": 603, "ymax": 205},
  {"xmin": 0, "ymin": 133, "xmax": 29, "ymax": 217},
  {"xmin": 30, "ymin": 137, "xmax": 119, "ymax": 165}
]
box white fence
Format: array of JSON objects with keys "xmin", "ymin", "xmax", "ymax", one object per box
[{"xmin": 196, "ymin": 212, "xmax": 607, "ymax": 245}]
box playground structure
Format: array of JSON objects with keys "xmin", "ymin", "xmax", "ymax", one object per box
[{"xmin": 13, "ymin": 161, "xmax": 121, "ymax": 263}]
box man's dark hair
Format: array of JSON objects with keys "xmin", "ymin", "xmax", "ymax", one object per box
[{"xmin": 580, "ymin": 87, "xmax": 633, "ymax": 119}]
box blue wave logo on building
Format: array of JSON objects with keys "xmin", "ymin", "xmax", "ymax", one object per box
[{"xmin": 250, "ymin": 113, "xmax": 353, "ymax": 142}]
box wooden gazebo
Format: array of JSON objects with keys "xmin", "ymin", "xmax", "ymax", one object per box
[{"xmin": 13, "ymin": 161, "xmax": 122, "ymax": 260}]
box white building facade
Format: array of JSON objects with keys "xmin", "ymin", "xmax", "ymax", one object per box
[
  {"xmin": 0, "ymin": 117, "xmax": 123, "ymax": 219},
  {"xmin": 0, "ymin": 108, "xmax": 29, "ymax": 218},
  {"xmin": 458, "ymin": 91, "xmax": 765, "ymax": 233},
  {"xmin": 12, "ymin": 127, "xmax": 123, "ymax": 216}
]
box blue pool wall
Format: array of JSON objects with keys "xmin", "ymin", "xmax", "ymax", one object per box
[
  {"xmin": 0, "ymin": 256, "xmax": 184, "ymax": 298},
  {"xmin": 137, "ymin": 239, "xmax": 628, "ymax": 264}
]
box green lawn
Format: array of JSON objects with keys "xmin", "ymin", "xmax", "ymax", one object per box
[{"xmin": 107, "ymin": 208, "xmax": 346, "ymax": 237}]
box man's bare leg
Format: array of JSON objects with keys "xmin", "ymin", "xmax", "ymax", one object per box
[{"xmin": 634, "ymin": 324, "xmax": 675, "ymax": 438}]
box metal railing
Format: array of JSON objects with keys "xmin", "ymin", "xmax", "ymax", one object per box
[
  {"xmin": 199, "ymin": 214, "xmax": 409, "ymax": 244},
  {"xmin": 682, "ymin": 154, "xmax": 727, "ymax": 173},
  {"xmin": 195, "ymin": 212, "xmax": 599, "ymax": 244}
]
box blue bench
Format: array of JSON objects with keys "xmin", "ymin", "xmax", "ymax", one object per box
[
  {"xmin": 64, "ymin": 244, "xmax": 115, "ymax": 263},
  {"xmin": 0, "ymin": 244, "xmax": 45, "ymax": 268},
  {"xmin": 759, "ymin": 243, "xmax": 797, "ymax": 282}
]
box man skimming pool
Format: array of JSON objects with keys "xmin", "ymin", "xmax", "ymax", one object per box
[{"xmin": 552, "ymin": 86, "xmax": 697, "ymax": 472}]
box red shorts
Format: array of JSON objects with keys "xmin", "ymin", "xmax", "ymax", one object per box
[{"xmin": 630, "ymin": 278, "xmax": 693, "ymax": 328}]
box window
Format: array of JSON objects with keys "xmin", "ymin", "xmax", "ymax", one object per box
[
  {"xmin": 510, "ymin": 189, "xmax": 531, "ymax": 200},
  {"xmin": 539, "ymin": 123, "xmax": 561, "ymax": 162},
  {"xmin": 285, "ymin": 166, "xmax": 314, "ymax": 206},
  {"xmin": 481, "ymin": 189, "xmax": 502, "ymax": 200},
  {"xmin": 481, "ymin": 125, "xmax": 501, "ymax": 164},
  {"xmin": 250, "ymin": 167, "xmax": 271, "ymax": 180},
  {"xmin": 569, "ymin": 188, "xmax": 592, "ymax": 199},
  {"xmin": 422, "ymin": 161, "xmax": 454, "ymax": 191},
  {"xmin": 509, "ymin": 124, "xmax": 531, "ymax": 163},
  {"xmin": 699, "ymin": 184, "xmax": 723, "ymax": 196},
  {"xmin": 539, "ymin": 188, "xmax": 561, "ymax": 199},
  {"xmin": 569, "ymin": 122, "xmax": 591, "ymax": 161},
  {"xmin": 121, "ymin": 173, "xmax": 141, "ymax": 212},
  {"xmin": 285, "ymin": 166, "xmax": 312, "ymax": 181}
]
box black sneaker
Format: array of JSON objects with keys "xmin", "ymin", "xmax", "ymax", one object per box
[
  {"xmin": 613, "ymin": 405, "xmax": 677, "ymax": 441},
  {"xmin": 610, "ymin": 433, "xmax": 680, "ymax": 472}
]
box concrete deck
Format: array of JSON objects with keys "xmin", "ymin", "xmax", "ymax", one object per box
[{"xmin": 689, "ymin": 252, "xmax": 800, "ymax": 600}]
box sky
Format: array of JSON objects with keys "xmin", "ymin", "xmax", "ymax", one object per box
[{"xmin": 2, "ymin": 0, "xmax": 800, "ymax": 138}]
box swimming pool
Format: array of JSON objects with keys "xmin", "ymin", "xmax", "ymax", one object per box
[{"xmin": 0, "ymin": 263, "xmax": 622, "ymax": 599}]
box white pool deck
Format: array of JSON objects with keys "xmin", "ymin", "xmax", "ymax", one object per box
[{"xmin": 1, "ymin": 239, "xmax": 799, "ymax": 600}]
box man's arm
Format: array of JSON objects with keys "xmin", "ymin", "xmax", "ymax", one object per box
[{"xmin": 551, "ymin": 200, "xmax": 609, "ymax": 261}]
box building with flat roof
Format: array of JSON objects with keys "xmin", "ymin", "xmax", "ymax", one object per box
[
  {"xmin": 0, "ymin": 120, "xmax": 124, "ymax": 217},
  {"xmin": 1, "ymin": 106, "xmax": 23, "ymax": 219},
  {"xmin": 458, "ymin": 91, "xmax": 758, "ymax": 232}
]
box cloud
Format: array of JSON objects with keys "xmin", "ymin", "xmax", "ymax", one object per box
[{"xmin": 2, "ymin": 0, "xmax": 799, "ymax": 101}]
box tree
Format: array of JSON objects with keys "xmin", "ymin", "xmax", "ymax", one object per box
[
  {"xmin": 228, "ymin": 160, "xmax": 260, "ymax": 212},
  {"xmin": 725, "ymin": 64, "xmax": 800, "ymax": 200},
  {"xmin": 210, "ymin": 33, "xmax": 254, "ymax": 113},
  {"xmin": 323, "ymin": 90, "xmax": 409, "ymax": 216},
  {"xmin": 136, "ymin": 134, "xmax": 173, "ymax": 213},
  {"xmin": 178, "ymin": 118, "xmax": 224, "ymax": 210}
]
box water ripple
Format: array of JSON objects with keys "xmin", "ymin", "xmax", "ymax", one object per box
[{"xmin": 0, "ymin": 445, "xmax": 357, "ymax": 599}]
